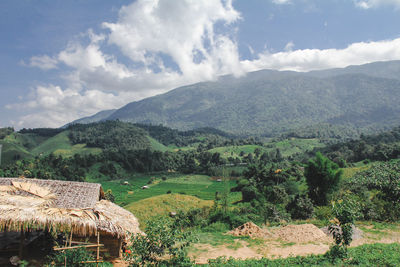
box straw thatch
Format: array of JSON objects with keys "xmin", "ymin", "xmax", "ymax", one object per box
[{"xmin": 0, "ymin": 178, "xmax": 142, "ymax": 238}]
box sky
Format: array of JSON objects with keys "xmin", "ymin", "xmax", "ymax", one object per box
[{"xmin": 1, "ymin": 0, "xmax": 400, "ymax": 129}]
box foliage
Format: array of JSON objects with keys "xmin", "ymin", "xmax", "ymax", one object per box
[
  {"xmin": 233, "ymin": 162, "xmax": 308, "ymax": 222},
  {"xmin": 346, "ymin": 160, "xmax": 400, "ymax": 221},
  {"xmin": 125, "ymin": 217, "xmax": 193, "ymax": 266},
  {"xmin": 286, "ymin": 194, "xmax": 314, "ymax": 220},
  {"xmin": 90, "ymin": 64, "xmax": 400, "ymax": 136},
  {"xmin": 305, "ymin": 152, "xmax": 342, "ymax": 206},
  {"xmin": 68, "ymin": 121, "xmax": 151, "ymax": 151},
  {"xmin": 320, "ymin": 126, "xmax": 400, "ymax": 163},
  {"xmin": 326, "ymin": 196, "xmax": 359, "ymax": 261},
  {"xmin": 45, "ymin": 247, "xmax": 111, "ymax": 267},
  {"xmin": 0, "ymin": 127, "xmax": 14, "ymax": 139}
]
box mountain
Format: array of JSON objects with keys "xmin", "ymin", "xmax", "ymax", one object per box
[
  {"xmin": 308, "ymin": 60, "xmax": 400, "ymax": 80},
  {"xmin": 71, "ymin": 60, "xmax": 400, "ymax": 136},
  {"xmin": 66, "ymin": 109, "xmax": 116, "ymax": 127}
]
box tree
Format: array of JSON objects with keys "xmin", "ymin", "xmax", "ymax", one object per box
[
  {"xmin": 326, "ymin": 196, "xmax": 359, "ymax": 261},
  {"xmin": 305, "ymin": 152, "xmax": 342, "ymax": 206},
  {"xmin": 125, "ymin": 217, "xmax": 192, "ymax": 265}
]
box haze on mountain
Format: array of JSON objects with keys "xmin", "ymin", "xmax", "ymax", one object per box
[{"xmin": 70, "ymin": 60, "xmax": 400, "ymax": 136}]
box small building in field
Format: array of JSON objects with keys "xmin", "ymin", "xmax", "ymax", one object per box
[{"xmin": 0, "ymin": 178, "xmax": 142, "ymax": 261}]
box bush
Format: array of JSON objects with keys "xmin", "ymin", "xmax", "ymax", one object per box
[
  {"xmin": 203, "ymin": 222, "xmax": 230, "ymax": 232},
  {"xmin": 314, "ymin": 206, "xmax": 332, "ymax": 221},
  {"xmin": 208, "ymin": 210, "xmax": 248, "ymax": 229},
  {"xmin": 305, "ymin": 152, "xmax": 342, "ymax": 206},
  {"xmin": 125, "ymin": 217, "xmax": 192, "ymax": 266},
  {"xmin": 46, "ymin": 247, "xmax": 111, "ymax": 267},
  {"xmin": 286, "ymin": 195, "xmax": 314, "ymax": 220}
]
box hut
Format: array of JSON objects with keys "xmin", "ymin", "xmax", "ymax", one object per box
[{"xmin": 0, "ymin": 177, "xmax": 142, "ymax": 261}]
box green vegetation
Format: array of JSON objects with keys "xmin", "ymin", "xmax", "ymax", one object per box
[
  {"xmin": 125, "ymin": 194, "xmax": 213, "ymax": 223},
  {"xmin": 305, "ymin": 152, "xmax": 342, "ymax": 206},
  {"xmin": 46, "ymin": 247, "xmax": 112, "ymax": 267},
  {"xmin": 125, "ymin": 217, "xmax": 193, "ymax": 266},
  {"xmin": 2, "ymin": 122, "xmax": 400, "ymax": 265},
  {"xmin": 32, "ymin": 131, "xmax": 102, "ymax": 156}
]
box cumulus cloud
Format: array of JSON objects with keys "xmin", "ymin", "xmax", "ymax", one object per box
[
  {"xmin": 241, "ymin": 38, "xmax": 400, "ymax": 72},
  {"xmin": 11, "ymin": 0, "xmax": 400, "ymax": 128},
  {"xmin": 13, "ymin": 0, "xmax": 242, "ymax": 127},
  {"xmin": 354, "ymin": 0, "xmax": 400, "ymax": 9},
  {"xmin": 103, "ymin": 0, "xmax": 242, "ymax": 80},
  {"xmin": 6, "ymin": 85, "xmax": 128, "ymax": 128}
]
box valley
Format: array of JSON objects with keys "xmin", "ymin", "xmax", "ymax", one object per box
[{"xmin": 1, "ymin": 119, "xmax": 400, "ymax": 265}]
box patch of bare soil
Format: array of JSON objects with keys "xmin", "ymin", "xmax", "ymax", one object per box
[
  {"xmin": 272, "ymin": 224, "xmax": 330, "ymax": 243},
  {"xmin": 191, "ymin": 223, "xmax": 400, "ymax": 264},
  {"xmin": 193, "ymin": 242, "xmax": 262, "ymax": 264},
  {"xmin": 228, "ymin": 222, "xmax": 271, "ymax": 238}
]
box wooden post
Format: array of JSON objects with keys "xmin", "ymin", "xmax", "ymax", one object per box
[
  {"xmin": 96, "ymin": 232, "xmax": 100, "ymax": 267},
  {"xmin": 18, "ymin": 230, "xmax": 24, "ymax": 259},
  {"xmin": 69, "ymin": 231, "xmax": 73, "ymax": 247}
]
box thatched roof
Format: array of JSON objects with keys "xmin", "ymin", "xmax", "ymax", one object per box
[{"xmin": 0, "ymin": 178, "xmax": 141, "ymax": 238}]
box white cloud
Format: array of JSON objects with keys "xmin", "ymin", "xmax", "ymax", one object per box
[
  {"xmin": 11, "ymin": 0, "xmax": 400, "ymax": 128},
  {"xmin": 284, "ymin": 41, "xmax": 295, "ymax": 51},
  {"xmin": 29, "ymin": 55, "xmax": 58, "ymax": 70},
  {"xmin": 103, "ymin": 0, "xmax": 242, "ymax": 80},
  {"xmin": 354, "ymin": 0, "xmax": 400, "ymax": 9},
  {"xmin": 272, "ymin": 0, "xmax": 291, "ymax": 4},
  {"xmin": 13, "ymin": 0, "xmax": 243, "ymax": 128},
  {"xmin": 242, "ymin": 38, "xmax": 400, "ymax": 72},
  {"xmin": 6, "ymin": 85, "xmax": 128, "ymax": 128}
]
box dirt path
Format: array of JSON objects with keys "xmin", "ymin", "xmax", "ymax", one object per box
[{"xmin": 190, "ymin": 223, "xmax": 400, "ymax": 264}]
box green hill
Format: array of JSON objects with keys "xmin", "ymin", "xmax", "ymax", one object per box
[
  {"xmin": 0, "ymin": 140, "xmax": 32, "ymax": 165},
  {"xmin": 31, "ymin": 131, "xmax": 101, "ymax": 157},
  {"xmin": 65, "ymin": 61, "xmax": 400, "ymax": 136}
]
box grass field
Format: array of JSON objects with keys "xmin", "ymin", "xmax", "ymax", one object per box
[
  {"xmin": 0, "ymin": 140, "xmax": 32, "ymax": 165},
  {"xmin": 31, "ymin": 131, "xmax": 102, "ymax": 157},
  {"xmin": 125, "ymin": 193, "xmax": 213, "ymax": 223},
  {"xmin": 95, "ymin": 173, "xmax": 241, "ymax": 206},
  {"xmin": 342, "ymin": 164, "xmax": 371, "ymax": 179}
]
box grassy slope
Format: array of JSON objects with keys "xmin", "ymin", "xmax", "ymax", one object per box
[
  {"xmin": 125, "ymin": 193, "xmax": 213, "ymax": 223},
  {"xmin": 96, "ymin": 173, "xmax": 240, "ymax": 206},
  {"xmin": 148, "ymin": 136, "xmax": 170, "ymax": 152},
  {"xmin": 31, "ymin": 131, "xmax": 102, "ymax": 157},
  {"xmin": 342, "ymin": 164, "xmax": 372, "ymax": 179},
  {"xmin": 208, "ymin": 138, "xmax": 324, "ymax": 159},
  {"xmin": 0, "ymin": 140, "xmax": 32, "ymax": 165}
]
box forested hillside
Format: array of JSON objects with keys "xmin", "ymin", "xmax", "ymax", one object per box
[{"xmin": 68, "ymin": 61, "xmax": 400, "ymax": 136}]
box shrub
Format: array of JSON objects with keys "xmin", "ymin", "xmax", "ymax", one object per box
[
  {"xmin": 125, "ymin": 217, "xmax": 192, "ymax": 266},
  {"xmin": 46, "ymin": 247, "xmax": 111, "ymax": 267},
  {"xmin": 305, "ymin": 152, "xmax": 342, "ymax": 206},
  {"xmin": 286, "ymin": 194, "xmax": 314, "ymax": 220},
  {"xmin": 314, "ymin": 206, "xmax": 332, "ymax": 221},
  {"xmin": 326, "ymin": 197, "xmax": 359, "ymax": 261},
  {"xmin": 203, "ymin": 222, "xmax": 230, "ymax": 232}
]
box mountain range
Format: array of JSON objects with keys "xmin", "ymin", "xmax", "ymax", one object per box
[{"xmin": 70, "ymin": 60, "xmax": 400, "ymax": 136}]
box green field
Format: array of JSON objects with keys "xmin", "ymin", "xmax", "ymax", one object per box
[
  {"xmin": 31, "ymin": 131, "xmax": 102, "ymax": 157},
  {"xmin": 125, "ymin": 193, "xmax": 213, "ymax": 223},
  {"xmin": 96, "ymin": 173, "xmax": 240, "ymax": 206},
  {"xmin": 0, "ymin": 140, "xmax": 32, "ymax": 165},
  {"xmin": 208, "ymin": 138, "xmax": 324, "ymax": 159}
]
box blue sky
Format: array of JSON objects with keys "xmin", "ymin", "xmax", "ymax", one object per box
[{"xmin": 1, "ymin": 0, "xmax": 400, "ymax": 128}]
